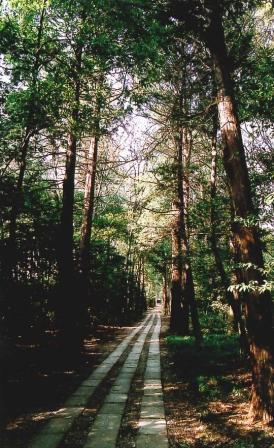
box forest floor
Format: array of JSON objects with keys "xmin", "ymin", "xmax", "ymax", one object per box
[
  {"xmin": 0, "ymin": 312, "xmax": 273, "ymax": 448},
  {"xmin": 0, "ymin": 321, "xmax": 131, "ymax": 447},
  {"xmin": 160, "ymin": 316, "xmax": 274, "ymax": 448}
]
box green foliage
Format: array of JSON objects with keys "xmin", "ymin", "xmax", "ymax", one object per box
[
  {"xmin": 166, "ymin": 333, "xmax": 240, "ymax": 354},
  {"xmin": 228, "ymin": 279, "xmax": 274, "ymax": 294},
  {"xmin": 0, "ymin": 0, "xmax": 273, "ymax": 355},
  {"xmin": 200, "ymin": 309, "xmax": 231, "ymax": 335},
  {"xmin": 166, "ymin": 332, "xmax": 244, "ymax": 406},
  {"xmin": 238, "ymin": 46, "xmax": 274, "ymax": 121},
  {"xmin": 197, "ymin": 375, "xmax": 234, "ymax": 399},
  {"xmin": 265, "ymin": 192, "xmax": 274, "ymax": 206}
]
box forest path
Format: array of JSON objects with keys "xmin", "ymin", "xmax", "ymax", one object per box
[
  {"xmin": 29, "ymin": 310, "xmax": 168, "ymax": 448},
  {"xmin": 136, "ymin": 313, "xmax": 168, "ymax": 448}
]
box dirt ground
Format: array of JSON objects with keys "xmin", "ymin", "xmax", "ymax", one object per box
[
  {"xmin": 1, "ymin": 314, "xmax": 273, "ymax": 448},
  {"xmin": 0, "ymin": 323, "xmax": 131, "ymax": 448},
  {"xmin": 160, "ymin": 316, "xmax": 274, "ymax": 448}
]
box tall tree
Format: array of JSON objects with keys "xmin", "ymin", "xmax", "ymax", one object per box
[
  {"xmin": 209, "ymin": 114, "xmax": 248, "ymax": 349},
  {"xmin": 170, "ymin": 195, "xmax": 185, "ymax": 332},
  {"xmin": 181, "ymin": 127, "xmax": 202, "ymax": 343},
  {"xmin": 79, "ymin": 135, "xmax": 100, "ymax": 278},
  {"xmin": 170, "ymin": 0, "xmax": 273, "ymax": 421},
  {"xmin": 205, "ymin": 2, "xmax": 273, "ymax": 421},
  {"xmin": 170, "ymin": 125, "xmax": 202, "ymax": 342},
  {"xmin": 1, "ymin": 0, "xmax": 49, "ymax": 278}
]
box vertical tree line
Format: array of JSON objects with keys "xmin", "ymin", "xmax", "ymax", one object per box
[{"xmin": 0, "ymin": 0, "xmax": 272, "ymax": 423}]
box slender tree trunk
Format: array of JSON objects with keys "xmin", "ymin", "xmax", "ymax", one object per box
[
  {"xmin": 2, "ymin": 2, "xmax": 47, "ymax": 420},
  {"xmin": 229, "ymin": 234, "xmax": 249, "ymax": 355},
  {"xmin": 181, "ymin": 127, "xmax": 190, "ymax": 332},
  {"xmin": 141, "ymin": 256, "xmax": 147, "ymax": 312},
  {"xmin": 206, "ymin": 4, "xmax": 273, "ymax": 421},
  {"xmin": 171, "ymin": 129, "xmax": 189, "ymax": 333},
  {"xmin": 7, "ymin": 129, "xmax": 34, "ymax": 280},
  {"xmin": 57, "ymin": 43, "xmax": 83, "ymax": 350},
  {"xmin": 59, "ymin": 41, "xmax": 82, "ymax": 282},
  {"xmin": 142, "ymin": 257, "xmax": 145, "ymax": 294},
  {"xmin": 7, "ymin": 1, "xmax": 47, "ymax": 277},
  {"xmin": 136, "ymin": 255, "xmax": 146, "ymax": 315},
  {"xmin": 209, "ymin": 116, "xmax": 248, "ymax": 346},
  {"xmin": 9, "ymin": 129, "xmax": 33, "ymax": 243},
  {"xmin": 170, "ymin": 128, "xmax": 202, "ymax": 343},
  {"xmin": 162, "ymin": 267, "xmax": 169, "ymax": 316},
  {"xmin": 79, "ymin": 135, "xmax": 99, "ymax": 276},
  {"xmin": 170, "ymin": 196, "xmax": 184, "ymax": 332},
  {"xmin": 181, "ymin": 128, "xmax": 202, "ymax": 343},
  {"xmin": 59, "ymin": 131, "xmax": 77, "ymax": 283},
  {"xmin": 182, "ymin": 128, "xmax": 191, "ymax": 239},
  {"xmin": 125, "ymin": 232, "xmax": 133, "ymax": 310},
  {"xmin": 170, "ymin": 116, "xmax": 186, "ymax": 333}
]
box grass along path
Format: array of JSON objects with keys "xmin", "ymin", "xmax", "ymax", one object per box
[{"xmin": 160, "ymin": 317, "xmax": 274, "ymax": 448}]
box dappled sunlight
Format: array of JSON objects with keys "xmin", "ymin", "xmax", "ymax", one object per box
[
  {"xmin": 84, "ymin": 340, "xmax": 99, "ymax": 346},
  {"xmin": 0, "ymin": 0, "xmax": 273, "ymax": 446},
  {"xmin": 161, "ymin": 317, "xmax": 274, "ymax": 447},
  {"xmin": 139, "ymin": 418, "xmax": 166, "ymax": 429},
  {"xmin": 6, "ymin": 410, "xmax": 54, "ymax": 430}
]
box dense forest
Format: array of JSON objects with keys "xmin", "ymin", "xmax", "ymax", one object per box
[{"xmin": 0, "ymin": 0, "xmax": 273, "ymax": 446}]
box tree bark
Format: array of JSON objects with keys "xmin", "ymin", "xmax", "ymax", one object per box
[
  {"xmin": 181, "ymin": 128, "xmax": 202, "ymax": 343},
  {"xmin": 7, "ymin": 1, "xmax": 47, "ymax": 277},
  {"xmin": 209, "ymin": 116, "xmax": 248, "ymax": 343},
  {"xmin": 170, "ymin": 196, "xmax": 184, "ymax": 333},
  {"xmin": 162, "ymin": 266, "xmax": 170, "ymax": 316},
  {"xmin": 59, "ymin": 41, "xmax": 82, "ymax": 284},
  {"xmin": 182, "ymin": 128, "xmax": 191, "ymax": 239},
  {"xmin": 79, "ymin": 135, "xmax": 99, "ymax": 277},
  {"xmin": 9, "ymin": 129, "xmax": 33, "ymax": 243},
  {"xmin": 57, "ymin": 41, "xmax": 83, "ymax": 351},
  {"xmin": 59, "ymin": 131, "xmax": 77, "ymax": 283},
  {"xmin": 137, "ymin": 255, "xmax": 146, "ymax": 315},
  {"xmin": 178, "ymin": 129, "xmax": 190, "ymax": 334},
  {"xmin": 205, "ymin": 3, "xmax": 273, "ymax": 421},
  {"xmin": 170, "ymin": 136, "xmax": 184, "ymax": 334},
  {"xmin": 170, "ymin": 128, "xmax": 202, "ymax": 343}
]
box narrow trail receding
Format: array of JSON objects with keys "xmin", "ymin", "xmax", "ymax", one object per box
[
  {"xmin": 29, "ymin": 313, "xmax": 154, "ymax": 448},
  {"xmin": 28, "ymin": 310, "xmax": 169, "ymax": 448}
]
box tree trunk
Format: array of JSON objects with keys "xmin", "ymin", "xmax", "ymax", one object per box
[
  {"xmin": 9, "ymin": 129, "xmax": 33, "ymax": 241},
  {"xmin": 170, "ymin": 196, "xmax": 184, "ymax": 333},
  {"xmin": 206, "ymin": 4, "xmax": 273, "ymax": 421},
  {"xmin": 59, "ymin": 131, "xmax": 78, "ymax": 283},
  {"xmin": 57, "ymin": 43, "xmax": 83, "ymax": 351},
  {"xmin": 182, "ymin": 128, "xmax": 191, "ymax": 239},
  {"xmin": 181, "ymin": 128, "xmax": 202, "ymax": 343},
  {"xmin": 59, "ymin": 39, "xmax": 82, "ymax": 282},
  {"xmin": 162, "ymin": 267, "xmax": 170, "ymax": 316},
  {"xmin": 7, "ymin": 1, "xmax": 47, "ymax": 278},
  {"xmin": 209, "ymin": 116, "xmax": 248, "ymax": 346},
  {"xmin": 136, "ymin": 255, "xmax": 146, "ymax": 315},
  {"xmin": 229, "ymin": 234, "xmax": 250, "ymax": 355},
  {"xmin": 170, "ymin": 138, "xmax": 183, "ymax": 330},
  {"xmin": 7, "ymin": 129, "xmax": 34, "ymax": 279},
  {"xmin": 172, "ymin": 128, "xmax": 189, "ymax": 333},
  {"xmin": 170, "ymin": 128, "xmax": 202, "ymax": 343},
  {"xmin": 79, "ymin": 135, "xmax": 99, "ymax": 276}
]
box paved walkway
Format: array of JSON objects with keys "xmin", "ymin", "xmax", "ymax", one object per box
[
  {"xmin": 83, "ymin": 313, "xmax": 155, "ymax": 447},
  {"xmin": 136, "ymin": 313, "xmax": 168, "ymax": 448},
  {"xmin": 30, "ymin": 311, "xmax": 168, "ymax": 448}
]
